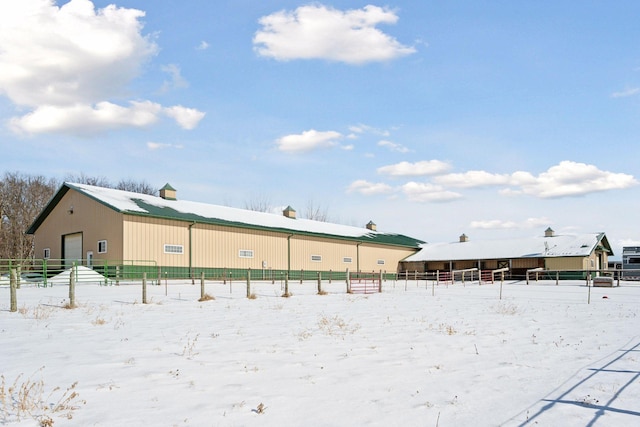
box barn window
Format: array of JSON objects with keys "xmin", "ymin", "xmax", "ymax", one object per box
[
  {"xmin": 239, "ymin": 249, "xmax": 254, "ymax": 258},
  {"xmin": 377, "ymin": 259, "xmax": 385, "ymax": 265},
  {"xmin": 43, "ymin": 248, "xmax": 50, "ymax": 259},
  {"xmin": 311, "ymin": 255, "xmax": 322, "ymax": 262},
  {"xmin": 343, "ymin": 257, "xmax": 353, "ymax": 263},
  {"xmin": 98, "ymin": 240, "xmax": 107, "ymax": 254},
  {"xmin": 164, "ymin": 244, "xmax": 184, "ymax": 254}
]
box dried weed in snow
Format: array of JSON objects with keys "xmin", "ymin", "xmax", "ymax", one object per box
[{"xmin": 0, "ymin": 367, "xmax": 85, "ymax": 425}]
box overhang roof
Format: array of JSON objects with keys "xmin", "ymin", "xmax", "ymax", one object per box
[
  {"xmin": 27, "ymin": 183, "xmax": 424, "ymax": 248},
  {"xmin": 402, "ymin": 232, "xmax": 612, "ymax": 262}
]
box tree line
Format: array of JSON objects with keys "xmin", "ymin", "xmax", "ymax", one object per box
[{"xmin": 0, "ymin": 172, "xmax": 155, "ymax": 260}]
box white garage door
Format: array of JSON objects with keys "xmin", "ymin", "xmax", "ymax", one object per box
[{"xmin": 63, "ymin": 233, "xmax": 83, "ymax": 268}]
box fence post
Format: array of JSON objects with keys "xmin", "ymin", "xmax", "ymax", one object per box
[
  {"xmin": 69, "ymin": 263, "xmax": 76, "ymax": 308},
  {"xmin": 10, "ymin": 269, "xmax": 17, "ymax": 312},
  {"xmin": 200, "ymin": 271, "xmax": 205, "ymax": 300},
  {"xmin": 556, "ymin": 271, "xmax": 559, "ymax": 286},
  {"xmin": 246, "ymin": 270, "xmax": 251, "ymax": 298},
  {"xmin": 116, "ymin": 265, "xmax": 120, "ymax": 286},
  {"xmin": 317, "ymin": 272, "xmax": 322, "ymax": 294},
  {"xmin": 346, "ymin": 268, "xmax": 351, "ymax": 293},
  {"xmin": 284, "ymin": 272, "xmax": 290, "ymax": 297},
  {"xmin": 379, "ymin": 270, "xmax": 383, "ymax": 293},
  {"xmin": 142, "ymin": 272, "xmax": 148, "ymax": 304},
  {"xmin": 43, "ymin": 258, "xmax": 48, "ymax": 287},
  {"xmin": 300, "ymin": 269, "xmax": 303, "ymax": 284},
  {"xmin": 587, "ymin": 272, "xmax": 592, "ymax": 304}
]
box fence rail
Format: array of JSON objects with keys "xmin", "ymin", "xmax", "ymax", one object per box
[{"xmin": 4, "ymin": 262, "xmax": 640, "ymax": 313}]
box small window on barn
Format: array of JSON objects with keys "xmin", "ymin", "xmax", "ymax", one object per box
[
  {"xmin": 343, "ymin": 257, "xmax": 353, "ymax": 263},
  {"xmin": 311, "ymin": 255, "xmax": 322, "ymax": 262},
  {"xmin": 239, "ymin": 249, "xmax": 254, "ymax": 258},
  {"xmin": 164, "ymin": 244, "xmax": 184, "ymax": 254},
  {"xmin": 43, "ymin": 248, "xmax": 50, "ymax": 259},
  {"xmin": 377, "ymin": 259, "xmax": 385, "ymax": 265},
  {"xmin": 98, "ymin": 240, "xmax": 107, "ymax": 254}
]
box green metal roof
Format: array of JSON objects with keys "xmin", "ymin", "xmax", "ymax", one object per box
[{"xmin": 27, "ymin": 183, "xmax": 424, "ymax": 249}]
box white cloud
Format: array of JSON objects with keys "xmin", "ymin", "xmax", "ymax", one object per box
[
  {"xmin": 0, "ymin": 0, "xmax": 204, "ymax": 135},
  {"xmin": 163, "ymin": 106, "xmax": 206, "ymax": 130},
  {"xmin": 434, "ymin": 170, "xmax": 512, "ymax": 188},
  {"xmin": 401, "ymin": 182, "xmax": 462, "ymax": 202},
  {"xmin": 8, "ymin": 101, "xmax": 205, "ymax": 135},
  {"xmin": 147, "ymin": 142, "xmax": 184, "ymax": 150},
  {"xmin": 196, "ymin": 41, "xmax": 210, "ymax": 50},
  {"xmin": 434, "ymin": 161, "xmax": 636, "ymax": 198},
  {"xmin": 346, "ymin": 180, "xmax": 393, "ymax": 195},
  {"xmin": 511, "ymin": 161, "xmax": 638, "ymax": 198},
  {"xmin": 253, "ymin": 4, "xmax": 416, "ymax": 64},
  {"xmin": 378, "ymin": 140, "xmax": 410, "ymax": 153},
  {"xmin": 160, "ymin": 64, "xmax": 189, "ymax": 92},
  {"xmin": 276, "ymin": 129, "xmax": 343, "ymax": 152},
  {"xmin": 348, "ymin": 124, "xmax": 390, "ymax": 136},
  {"xmin": 377, "ymin": 160, "xmax": 451, "ymax": 177},
  {"xmin": 9, "ymin": 101, "xmax": 162, "ymax": 135},
  {"xmin": 470, "ymin": 217, "xmax": 550, "ymax": 230},
  {"xmin": 611, "ymin": 87, "xmax": 640, "ymax": 98}
]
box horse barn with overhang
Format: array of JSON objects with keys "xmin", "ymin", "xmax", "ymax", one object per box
[
  {"xmin": 399, "ymin": 228, "xmax": 613, "ymax": 280},
  {"xmin": 26, "ymin": 183, "xmax": 424, "ymax": 279}
]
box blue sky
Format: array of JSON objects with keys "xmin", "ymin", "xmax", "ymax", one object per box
[{"xmin": 1, "ymin": 0, "xmax": 639, "ymax": 257}]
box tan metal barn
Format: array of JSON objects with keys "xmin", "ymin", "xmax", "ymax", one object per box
[
  {"xmin": 400, "ymin": 228, "xmax": 613, "ymax": 280},
  {"xmin": 26, "ymin": 183, "xmax": 424, "ymax": 279}
]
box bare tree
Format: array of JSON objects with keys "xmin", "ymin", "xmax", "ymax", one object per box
[
  {"xmin": 0, "ymin": 172, "xmax": 57, "ymax": 260},
  {"xmin": 244, "ymin": 194, "xmax": 273, "ymax": 213},
  {"xmin": 116, "ymin": 179, "xmax": 157, "ymax": 195},
  {"xmin": 64, "ymin": 172, "xmax": 111, "ymax": 187},
  {"xmin": 64, "ymin": 174, "xmax": 156, "ymax": 195},
  {"xmin": 303, "ymin": 200, "xmax": 329, "ymax": 222}
]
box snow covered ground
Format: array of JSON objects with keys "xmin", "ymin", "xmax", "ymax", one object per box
[{"xmin": 1, "ymin": 278, "xmax": 639, "ymax": 426}]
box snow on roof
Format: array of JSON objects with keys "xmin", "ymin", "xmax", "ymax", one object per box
[
  {"xmin": 66, "ymin": 183, "xmax": 423, "ymax": 247},
  {"xmin": 403, "ymin": 233, "xmax": 607, "ymax": 262}
]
